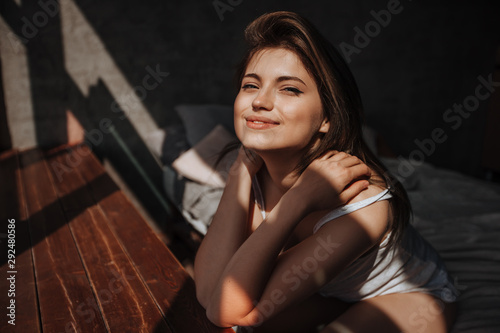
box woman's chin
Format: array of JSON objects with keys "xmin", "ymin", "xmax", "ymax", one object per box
[{"xmin": 238, "ymin": 136, "xmax": 275, "ymax": 152}]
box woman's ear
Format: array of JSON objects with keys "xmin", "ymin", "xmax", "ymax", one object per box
[{"xmin": 319, "ymin": 118, "xmax": 330, "ymax": 133}]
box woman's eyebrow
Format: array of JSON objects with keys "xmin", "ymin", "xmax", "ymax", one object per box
[
  {"xmin": 243, "ymin": 73, "xmax": 260, "ymax": 80},
  {"xmin": 243, "ymin": 73, "xmax": 307, "ymax": 86},
  {"xmin": 276, "ymin": 75, "xmax": 307, "ymax": 86}
]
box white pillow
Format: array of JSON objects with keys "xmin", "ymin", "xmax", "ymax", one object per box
[{"xmin": 172, "ymin": 124, "xmax": 237, "ymax": 187}]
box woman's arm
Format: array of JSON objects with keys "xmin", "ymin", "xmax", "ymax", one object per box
[
  {"xmin": 205, "ymin": 152, "xmax": 385, "ymax": 328},
  {"xmin": 194, "ymin": 148, "xmax": 262, "ymax": 308}
]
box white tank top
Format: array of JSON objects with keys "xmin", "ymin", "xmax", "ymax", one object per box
[{"xmin": 251, "ymin": 176, "xmax": 459, "ymax": 303}]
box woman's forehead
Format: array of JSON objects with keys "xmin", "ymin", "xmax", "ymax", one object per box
[{"xmin": 245, "ymin": 48, "xmax": 314, "ymax": 83}]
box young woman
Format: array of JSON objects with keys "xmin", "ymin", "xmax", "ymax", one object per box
[{"xmin": 194, "ymin": 11, "xmax": 458, "ymax": 333}]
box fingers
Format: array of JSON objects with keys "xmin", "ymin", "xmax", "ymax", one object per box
[
  {"xmin": 332, "ymin": 156, "xmax": 371, "ymax": 192},
  {"xmin": 298, "ymin": 151, "xmax": 372, "ymax": 211},
  {"xmin": 320, "ymin": 150, "xmax": 338, "ymax": 160},
  {"xmin": 318, "ymin": 151, "xmax": 370, "ymax": 178},
  {"xmin": 338, "ymin": 155, "xmax": 363, "ymax": 168},
  {"xmin": 323, "ymin": 151, "xmax": 351, "ymax": 162},
  {"xmin": 328, "ymin": 151, "xmax": 348, "ymax": 160},
  {"xmin": 339, "ymin": 179, "xmax": 370, "ymax": 203},
  {"xmin": 347, "ymin": 163, "xmax": 371, "ymax": 179},
  {"xmin": 324, "ymin": 152, "xmax": 366, "ymax": 169}
]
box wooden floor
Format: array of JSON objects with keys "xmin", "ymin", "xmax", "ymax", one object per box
[{"xmin": 0, "ymin": 145, "xmax": 233, "ymax": 333}]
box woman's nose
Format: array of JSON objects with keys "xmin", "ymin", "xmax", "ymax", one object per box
[{"xmin": 252, "ymin": 89, "xmax": 273, "ymax": 111}]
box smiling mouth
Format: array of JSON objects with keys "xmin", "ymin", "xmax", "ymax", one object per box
[
  {"xmin": 246, "ymin": 118, "xmax": 279, "ymax": 129},
  {"xmin": 246, "ymin": 116, "xmax": 279, "ymax": 124},
  {"xmin": 250, "ymin": 120, "xmax": 276, "ymax": 124}
]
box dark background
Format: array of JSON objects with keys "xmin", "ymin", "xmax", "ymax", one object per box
[{"xmin": 1, "ymin": 0, "xmax": 499, "ymax": 224}]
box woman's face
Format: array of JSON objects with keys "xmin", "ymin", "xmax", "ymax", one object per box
[{"xmin": 234, "ymin": 48, "xmax": 329, "ymax": 155}]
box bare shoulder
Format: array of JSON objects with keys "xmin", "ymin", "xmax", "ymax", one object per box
[
  {"xmin": 291, "ymin": 184, "xmax": 391, "ymax": 245},
  {"xmin": 341, "ymin": 183, "xmax": 392, "ymax": 243}
]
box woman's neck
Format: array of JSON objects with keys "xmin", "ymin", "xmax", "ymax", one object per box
[{"xmin": 258, "ymin": 151, "xmax": 301, "ymax": 195}]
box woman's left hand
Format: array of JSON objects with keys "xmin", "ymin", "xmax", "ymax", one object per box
[{"xmin": 290, "ymin": 151, "xmax": 371, "ymax": 213}]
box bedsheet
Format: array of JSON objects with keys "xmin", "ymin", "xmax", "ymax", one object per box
[{"xmin": 382, "ymin": 157, "xmax": 500, "ymax": 332}]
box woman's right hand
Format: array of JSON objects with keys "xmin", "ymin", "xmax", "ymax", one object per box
[{"xmin": 290, "ymin": 151, "xmax": 371, "ymax": 213}]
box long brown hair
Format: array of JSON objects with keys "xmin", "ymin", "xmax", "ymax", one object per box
[{"xmin": 235, "ymin": 11, "xmax": 411, "ymax": 246}]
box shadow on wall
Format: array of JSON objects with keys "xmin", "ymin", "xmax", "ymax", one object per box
[
  {"xmin": 0, "ymin": 0, "xmax": 180, "ymax": 230},
  {"xmin": 0, "ymin": 56, "xmax": 12, "ymax": 151},
  {"xmin": 1, "ymin": 0, "xmax": 500, "ymax": 230}
]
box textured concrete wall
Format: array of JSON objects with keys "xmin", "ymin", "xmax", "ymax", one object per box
[{"xmin": 1, "ymin": 0, "xmax": 499, "ymax": 184}]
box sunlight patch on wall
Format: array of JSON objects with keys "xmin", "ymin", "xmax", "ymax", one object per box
[
  {"xmin": 66, "ymin": 110, "xmax": 85, "ymax": 145},
  {"xmin": 60, "ymin": 0, "xmax": 158, "ymax": 140},
  {"xmin": 0, "ymin": 15, "xmax": 37, "ymax": 149}
]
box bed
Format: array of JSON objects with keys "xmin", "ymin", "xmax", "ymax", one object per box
[{"xmin": 146, "ymin": 104, "xmax": 500, "ymax": 332}]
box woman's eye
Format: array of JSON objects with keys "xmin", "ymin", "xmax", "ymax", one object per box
[
  {"xmin": 242, "ymin": 83, "xmax": 258, "ymax": 90},
  {"xmin": 283, "ymin": 87, "xmax": 303, "ymax": 95}
]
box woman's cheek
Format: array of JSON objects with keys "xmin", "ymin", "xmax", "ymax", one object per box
[{"xmin": 233, "ymin": 96, "xmax": 245, "ymax": 139}]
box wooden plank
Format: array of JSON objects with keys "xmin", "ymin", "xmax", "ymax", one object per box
[
  {"xmin": 44, "ymin": 145, "xmax": 172, "ymax": 332},
  {"xmin": 19, "ymin": 148, "xmax": 107, "ymax": 333},
  {"xmin": 0, "ymin": 150, "xmax": 40, "ymax": 332},
  {"xmin": 73, "ymin": 145, "xmax": 232, "ymax": 332}
]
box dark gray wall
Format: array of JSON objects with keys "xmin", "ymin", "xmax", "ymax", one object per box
[
  {"xmin": 72, "ymin": 0, "xmax": 499, "ymax": 176},
  {"xmin": 1, "ymin": 0, "xmax": 499, "ymax": 225}
]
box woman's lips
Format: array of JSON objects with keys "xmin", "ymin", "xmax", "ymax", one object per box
[{"xmin": 245, "ymin": 116, "xmax": 279, "ymax": 130}]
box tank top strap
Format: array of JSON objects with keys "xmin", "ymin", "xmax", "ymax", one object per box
[
  {"xmin": 252, "ymin": 175, "xmax": 267, "ymax": 219},
  {"xmin": 313, "ymin": 189, "xmax": 392, "ymax": 234}
]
